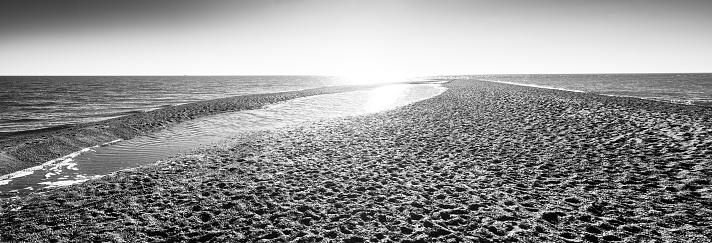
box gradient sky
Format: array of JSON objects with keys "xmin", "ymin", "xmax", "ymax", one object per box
[{"xmin": 1, "ymin": 0, "xmax": 711, "ymax": 76}]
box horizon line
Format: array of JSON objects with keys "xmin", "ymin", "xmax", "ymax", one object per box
[{"xmin": 1, "ymin": 71, "xmax": 711, "ymax": 77}]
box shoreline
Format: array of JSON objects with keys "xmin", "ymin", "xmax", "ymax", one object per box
[
  {"xmin": 0, "ymin": 84, "xmax": 383, "ymax": 176},
  {"xmin": 1, "ymin": 79, "xmax": 711, "ymax": 242},
  {"xmin": 476, "ymin": 77, "xmax": 712, "ymax": 108}
]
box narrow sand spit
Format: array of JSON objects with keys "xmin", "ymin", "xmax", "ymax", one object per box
[
  {"xmin": 1, "ymin": 80, "xmax": 711, "ymax": 242},
  {"xmin": 0, "ymin": 85, "xmax": 377, "ymax": 176}
]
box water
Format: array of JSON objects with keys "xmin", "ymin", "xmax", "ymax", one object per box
[
  {"xmin": 0, "ymin": 84, "xmax": 446, "ymax": 196},
  {"xmin": 5, "ymin": 74, "xmax": 709, "ymax": 136},
  {"xmin": 0, "ymin": 76, "xmax": 363, "ymax": 135},
  {"xmin": 468, "ymin": 73, "xmax": 712, "ymax": 107}
]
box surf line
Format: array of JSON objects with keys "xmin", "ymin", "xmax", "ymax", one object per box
[{"xmin": 0, "ymin": 139, "xmax": 123, "ymax": 186}]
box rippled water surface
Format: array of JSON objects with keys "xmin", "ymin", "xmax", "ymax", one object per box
[
  {"xmin": 0, "ymin": 76, "xmax": 362, "ymax": 134},
  {"xmin": 470, "ymin": 73, "xmax": 712, "ymax": 106},
  {"xmin": 0, "ymin": 84, "xmax": 445, "ymax": 196}
]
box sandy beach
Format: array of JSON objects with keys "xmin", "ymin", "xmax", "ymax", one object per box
[{"xmin": 1, "ymin": 79, "xmax": 711, "ymax": 242}]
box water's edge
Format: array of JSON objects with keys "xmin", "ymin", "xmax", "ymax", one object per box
[
  {"xmin": 475, "ymin": 78, "xmax": 712, "ymax": 107},
  {"xmin": 0, "ymin": 83, "xmax": 447, "ymax": 197},
  {"xmin": 0, "ymin": 84, "xmax": 386, "ymax": 176}
]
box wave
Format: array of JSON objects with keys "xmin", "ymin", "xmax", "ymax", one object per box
[{"xmin": 0, "ymin": 139, "xmax": 123, "ymax": 188}]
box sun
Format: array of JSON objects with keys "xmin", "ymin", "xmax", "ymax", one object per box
[{"xmin": 316, "ymin": 37, "xmax": 418, "ymax": 85}]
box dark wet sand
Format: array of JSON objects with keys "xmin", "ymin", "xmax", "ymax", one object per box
[{"xmin": 1, "ymin": 80, "xmax": 711, "ymax": 242}]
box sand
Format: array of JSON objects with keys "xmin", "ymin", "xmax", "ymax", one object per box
[
  {"xmin": 1, "ymin": 80, "xmax": 711, "ymax": 242},
  {"xmin": 0, "ymin": 85, "xmax": 377, "ymax": 176}
]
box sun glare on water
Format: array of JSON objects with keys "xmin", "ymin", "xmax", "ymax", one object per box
[
  {"xmin": 339, "ymin": 71, "xmax": 415, "ymax": 113},
  {"xmin": 362, "ymin": 85, "xmax": 410, "ymax": 113}
]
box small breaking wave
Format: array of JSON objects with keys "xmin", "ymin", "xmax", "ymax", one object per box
[{"xmin": 0, "ymin": 139, "xmax": 122, "ymax": 190}]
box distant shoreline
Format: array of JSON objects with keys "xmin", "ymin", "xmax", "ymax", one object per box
[{"xmin": 479, "ymin": 78, "xmax": 712, "ymax": 108}]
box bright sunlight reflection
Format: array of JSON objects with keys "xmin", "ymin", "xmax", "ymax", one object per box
[
  {"xmin": 342, "ymin": 73, "xmax": 413, "ymax": 85},
  {"xmin": 363, "ymin": 85, "xmax": 409, "ymax": 113}
]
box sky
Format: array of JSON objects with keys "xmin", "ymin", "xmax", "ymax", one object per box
[{"xmin": 1, "ymin": 0, "xmax": 711, "ymax": 76}]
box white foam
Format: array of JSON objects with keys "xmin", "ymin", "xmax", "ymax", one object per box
[
  {"xmin": 37, "ymin": 175, "xmax": 102, "ymax": 188},
  {"xmin": 0, "ymin": 139, "xmax": 122, "ymax": 182},
  {"xmin": 67, "ymin": 163, "xmax": 78, "ymax": 170},
  {"xmin": 38, "ymin": 180, "xmax": 88, "ymax": 188},
  {"xmin": 3, "ymin": 170, "xmax": 35, "ymax": 180}
]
